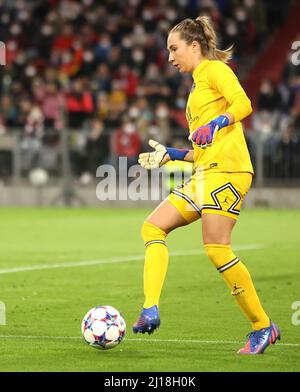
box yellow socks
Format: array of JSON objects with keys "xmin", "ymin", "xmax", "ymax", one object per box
[
  {"xmin": 140, "ymin": 223, "xmax": 269, "ymax": 330},
  {"xmin": 204, "ymin": 244, "xmax": 270, "ymax": 330},
  {"xmin": 141, "ymin": 221, "xmax": 168, "ymax": 309}
]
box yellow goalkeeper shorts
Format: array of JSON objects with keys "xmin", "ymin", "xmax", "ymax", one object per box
[{"xmin": 168, "ymin": 170, "xmax": 253, "ymax": 222}]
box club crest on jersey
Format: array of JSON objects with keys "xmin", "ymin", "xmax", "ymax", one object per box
[{"xmin": 190, "ymin": 82, "xmax": 196, "ymax": 93}]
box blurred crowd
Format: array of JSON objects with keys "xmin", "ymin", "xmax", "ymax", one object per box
[
  {"xmin": 248, "ymin": 42, "xmax": 300, "ymax": 179},
  {"xmin": 0, "ymin": 0, "xmax": 298, "ymax": 180}
]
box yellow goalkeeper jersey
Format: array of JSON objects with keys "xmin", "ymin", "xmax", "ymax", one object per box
[{"xmin": 186, "ymin": 59, "xmax": 254, "ymax": 174}]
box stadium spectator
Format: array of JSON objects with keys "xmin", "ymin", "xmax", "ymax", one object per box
[
  {"xmin": 275, "ymin": 125, "xmax": 300, "ymax": 178},
  {"xmin": 85, "ymin": 118, "xmax": 109, "ymax": 174},
  {"xmin": 112, "ymin": 117, "xmax": 141, "ymax": 170},
  {"xmin": 0, "ymin": 94, "xmax": 17, "ymax": 127},
  {"xmin": 32, "ymin": 80, "xmax": 64, "ymax": 130},
  {"xmin": 66, "ymin": 78, "xmax": 94, "ymax": 128},
  {"xmin": 257, "ymin": 79, "xmax": 282, "ymax": 112},
  {"xmin": 154, "ymin": 101, "xmax": 171, "ymax": 145},
  {"xmin": 92, "ymin": 63, "xmax": 112, "ymax": 93},
  {"xmin": 131, "ymin": 97, "xmax": 153, "ymax": 146}
]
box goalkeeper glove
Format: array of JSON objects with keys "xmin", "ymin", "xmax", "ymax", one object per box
[
  {"xmin": 138, "ymin": 139, "xmax": 168, "ymax": 169},
  {"xmin": 189, "ymin": 115, "xmax": 229, "ymax": 148}
]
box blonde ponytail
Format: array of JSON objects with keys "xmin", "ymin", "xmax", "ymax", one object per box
[
  {"xmin": 170, "ymin": 15, "xmax": 233, "ymax": 64},
  {"xmin": 195, "ymin": 16, "xmax": 233, "ymax": 63}
]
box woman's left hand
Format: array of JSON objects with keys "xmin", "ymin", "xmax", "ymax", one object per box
[{"xmin": 189, "ymin": 122, "xmax": 219, "ymax": 148}]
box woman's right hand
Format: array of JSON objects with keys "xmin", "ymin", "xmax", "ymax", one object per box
[{"xmin": 138, "ymin": 140, "xmax": 170, "ymax": 169}]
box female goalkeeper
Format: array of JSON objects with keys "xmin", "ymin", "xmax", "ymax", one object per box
[{"xmin": 133, "ymin": 16, "xmax": 280, "ymax": 354}]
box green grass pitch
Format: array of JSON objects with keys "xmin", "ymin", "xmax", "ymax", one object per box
[{"xmin": 0, "ymin": 207, "xmax": 299, "ymax": 372}]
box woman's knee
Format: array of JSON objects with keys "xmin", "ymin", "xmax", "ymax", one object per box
[
  {"xmin": 141, "ymin": 221, "xmax": 167, "ymax": 245},
  {"xmin": 203, "ymin": 243, "xmax": 237, "ymax": 270}
]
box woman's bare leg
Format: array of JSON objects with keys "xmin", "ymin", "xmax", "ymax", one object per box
[{"xmin": 146, "ymin": 199, "xmax": 198, "ymax": 233}]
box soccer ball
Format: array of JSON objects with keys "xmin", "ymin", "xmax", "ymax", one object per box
[
  {"xmin": 28, "ymin": 168, "xmax": 49, "ymax": 186},
  {"xmin": 81, "ymin": 305, "xmax": 126, "ymax": 350}
]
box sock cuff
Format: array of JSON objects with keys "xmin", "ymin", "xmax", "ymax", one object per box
[
  {"xmin": 217, "ymin": 257, "xmax": 240, "ymax": 273},
  {"xmin": 203, "ymin": 243, "xmax": 238, "ymax": 271},
  {"xmin": 142, "ymin": 221, "xmax": 167, "ymax": 236},
  {"xmin": 141, "ymin": 221, "xmax": 167, "ymax": 246},
  {"xmin": 144, "ymin": 240, "xmax": 167, "ymax": 248}
]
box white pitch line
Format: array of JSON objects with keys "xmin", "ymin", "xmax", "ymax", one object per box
[
  {"xmin": 0, "ymin": 244, "xmax": 264, "ymax": 275},
  {"xmin": 0, "ymin": 335, "xmax": 298, "ymax": 347}
]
